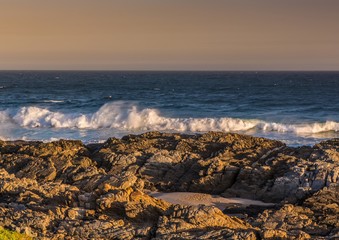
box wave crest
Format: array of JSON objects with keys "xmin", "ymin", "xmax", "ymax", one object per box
[{"xmin": 1, "ymin": 102, "xmax": 338, "ymax": 135}]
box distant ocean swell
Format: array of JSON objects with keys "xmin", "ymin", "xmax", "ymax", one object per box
[{"xmin": 0, "ymin": 102, "xmax": 338, "ymax": 135}]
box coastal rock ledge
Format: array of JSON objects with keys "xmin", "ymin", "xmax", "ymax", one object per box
[{"xmin": 0, "ymin": 132, "xmax": 338, "ymax": 239}]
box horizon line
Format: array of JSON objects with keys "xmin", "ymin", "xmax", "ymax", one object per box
[{"xmin": 1, "ymin": 69, "xmax": 339, "ymax": 72}]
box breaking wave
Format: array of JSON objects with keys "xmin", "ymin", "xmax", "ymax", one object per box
[{"xmin": 0, "ymin": 102, "xmax": 338, "ymax": 135}]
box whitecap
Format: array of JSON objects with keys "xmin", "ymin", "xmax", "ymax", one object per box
[{"xmin": 43, "ymin": 100, "xmax": 64, "ymax": 103}]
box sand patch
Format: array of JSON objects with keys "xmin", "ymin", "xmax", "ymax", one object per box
[{"xmin": 148, "ymin": 192, "xmax": 274, "ymax": 210}]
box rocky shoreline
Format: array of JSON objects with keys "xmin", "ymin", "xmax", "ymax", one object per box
[{"xmin": 0, "ymin": 132, "xmax": 338, "ymax": 239}]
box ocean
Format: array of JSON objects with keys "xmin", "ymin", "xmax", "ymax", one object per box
[{"xmin": 0, "ymin": 71, "xmax": 338, "ymax": 146}]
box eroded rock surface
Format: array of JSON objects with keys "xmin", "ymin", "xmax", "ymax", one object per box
[{"xmin": 0, "ymin": 132, "xmax": 338, "ymax": 239}]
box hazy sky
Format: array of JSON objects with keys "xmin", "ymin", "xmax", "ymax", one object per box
[{"xmin": 1, "ymin": 0, "xmax": 339, "ymax": 70}]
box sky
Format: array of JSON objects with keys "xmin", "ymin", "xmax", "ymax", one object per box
[{"xmin": 1, "ymin": 0, "xmax": 339, "ymax": 70}]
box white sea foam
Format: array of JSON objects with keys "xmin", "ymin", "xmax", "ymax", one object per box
[
  {"xmin": 43, "ymin": 100, "xmax": 65, "ymax": 103},
  {"xmin": 1, "ymin": 102, "xmax": 338, "ymax": 135},
  {"xmin": 258, "ymin": 121, "xmax": 339, "ymax": 134}
]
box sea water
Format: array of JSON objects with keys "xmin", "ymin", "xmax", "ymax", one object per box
[{"xmin": 0, "ymin": 71, "xmax": 338, "ymax": 146}]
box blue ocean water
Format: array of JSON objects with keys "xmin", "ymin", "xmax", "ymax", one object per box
[{"xmin": 0, "ymin": 71, "xmax": 338, "ymax": 146}]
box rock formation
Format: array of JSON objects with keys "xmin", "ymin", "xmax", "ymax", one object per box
[{"xmin": 0, "ymin": 132, "xmax": 338, "ymax": 239}]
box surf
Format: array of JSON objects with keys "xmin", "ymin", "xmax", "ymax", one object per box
[{"xmin": 1, "ymin": 102, "xmax": 338, "ymax": 135}]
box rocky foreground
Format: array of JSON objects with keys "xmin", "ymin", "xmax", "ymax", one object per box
[{"xmin": 0, "ymin": 132, "xmax": 338, "ymax": 239}]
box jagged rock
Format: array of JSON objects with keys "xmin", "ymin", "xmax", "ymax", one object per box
[
  {"xmin": 0, "ymin": 133, "xmax": 337, "ymax": 239},
  {"xmin": 253, "ymin": 184, "xmax": 339, "ymax": 239},
  {"xmin": 155, "ymin": 204, "xmax": 258, "ymax": 239}
]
